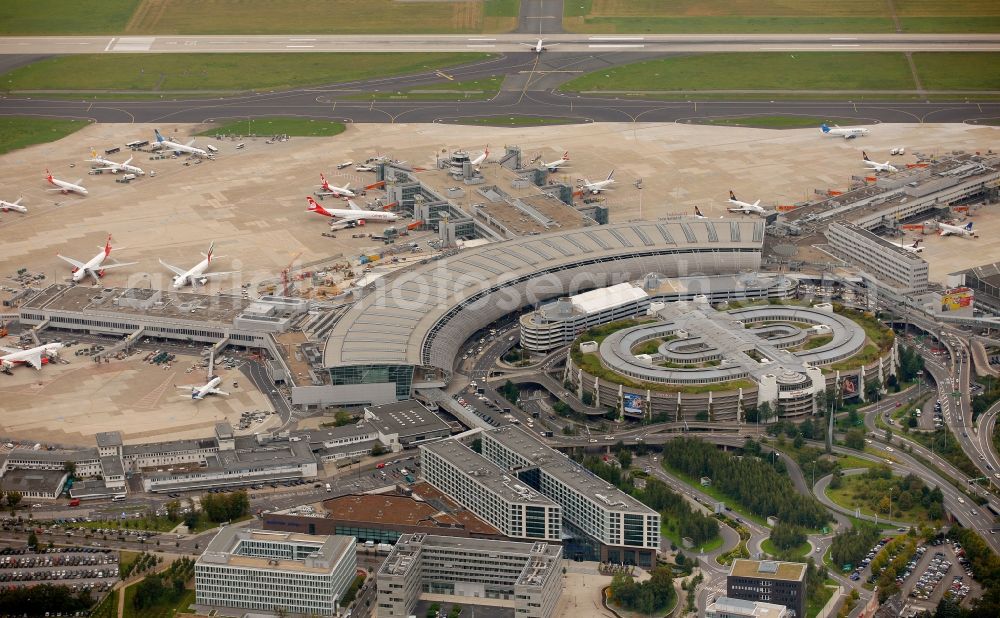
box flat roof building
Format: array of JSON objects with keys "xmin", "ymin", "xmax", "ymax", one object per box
[
  {"xmin": 363, "ymin": 399, "xmax": 452, "ymax": 450},
  {"xmin": 481, "ymin": 425, "xmax": 660, "ymax": 566},
  {"xmin": 728, "ymin": 559, "xmax": 807, "ymax": 618},
  {"xmin": 420, "ymin": 439, "xmax": 562, "ymax": 542},
  {"xmin": 0, "ymin": 468, "xmax": 68, "ymax": 500},
  {"xmin": 707, "ymin": 596, "xmax": 789, "ymax": 618},
  {"xmin": 826, "ymin": 222, "xmax": 929, "ymax": 294},
  {"xmin": 376, "ymin": 533, "xmax": 561, "ymax": 618},
  {"xmin": 196, "ymin": 528, "xmax": 356, "ymax": 617}
]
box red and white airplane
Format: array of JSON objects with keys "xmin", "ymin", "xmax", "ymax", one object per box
[
  {"xmin": 159, "ymin": 242, "xmax": 236, "ymax": 290},
  {"xmin": 470, "ymin": 146, "xmax": 490, "ymax": 167},
  {"xmin": 316, "ymin": 173, "xmax": 356, "ymax": 198},
  {"xmin": 45, "ymin": 169, "xmax": 88, "ymax": 196},
  {"xmin": 0, "ymin": 342, "xmax": 63, "ymax": 373},
  {"xmin": 57, "ymin": 235, "xmax": 135, "ymax": 284},
  {"xmin": 0, "ymin": 196, "xmax": 27, "ymax": 213},
  {"xmin": 307, "ymin": 196, "xmax": 399, "ymax": 228},
  {"xmin": 542, "ymin": 152, "xmax": 570, "ymax": 172}
]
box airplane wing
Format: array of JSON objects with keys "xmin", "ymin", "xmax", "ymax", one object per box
[
  {"xmin": 209, "ymin": 389, "xmax": 230, "ymax": 396},
  {"xmin": 98, "ymin": 261, "xmax": 137, "ymax": 270},
  {"xmin": 197, "ymin": 271, "xmax": 237, "ymax": 279},
  {"xmin": 74, "ymin": 179, "xmax": 84, "ymax": 186},
  {"xmin": 158, "ymin": 260, "xmax": 187, "ymax": 277},
  {"xmin": 22, "ymin": 350, "xmax": 43, "ymax": 370},
  {"xmin": 0, "ymin": 346, "xmax": 22, "ymax": 355},
  {"xmin": 175, "ymin": 385, "xmax": 195, "ymax": 390},
  {"xmin": 56, "ymin": 255, "xmax": 87, "ymax": 270},
  {"xmin": 346, "ymin": 200, "xmax": 363, "ymax": 211},
  {"xmin": 91, "ymin": 165, "xmax": 118, "ymax": 171},
  {"xmin": 185, "ymin": 139, "xmax": 197, "ymax": 147}
]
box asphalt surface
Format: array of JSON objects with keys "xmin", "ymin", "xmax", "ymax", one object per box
[{"xmin": 2, "ymin": 49, "xmax": 999, "ymax": 125}]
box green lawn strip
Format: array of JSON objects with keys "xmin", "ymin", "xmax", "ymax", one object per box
[
  {"xmin": 451, "ymin": 116, "xmax": 582, "ymax": 127},
  {"xmin": 761, "ymin": 537, "xmax": 811, "ymax": 560},
  {"xmin": 347, "ymin": 75, "xmax": 503, "ymax": 101},
  {"xmin": 558, "ymin": 53, "xmax": 916, "ymax": 93},
  {"xmin": 0, "ymin": 53, "xmax": 490, "ymax": 94},
  {"xmin": 197, "ymin": 118, "xmax": 346, "ymax": 137},
  {"xmin": 807, "ymin": 585, "xmax": 835, "ymax": 618},
  {"xmin": 660, "ymin": 462, "xmax": 770, "ymax": 528},
  {"xmin": 0, "ymin": 0, "xmax": 139, "ymax": 35},
  {"xmin": 621, "ymin": 92, "xmax": 999, "ymax": 102},
  {"xmin": 122, "ymin": 586, "xmax": 195, "ymax": 618},
  {"xmin": 89, "ymin": 588, "xmax": 119, "ymax": 618},
  {"xmin": 0, "ymin": 117, "xmax": 91, "ymax": 156},
  {"xmin": 901, "ymin": 17, "xmax": 1000, "ymax": 33},
  {"xmin": 912, "ymin": 53, "xmax": 1000, "ymax": 91},
  {"xmin": 824, "ymin": 474, "xmax": 929, "ymax": 524},
  {"xmin": 74, "ymin": 517, "xmax": 178, "ymax": 534},
  {"xmin": 118, "ymin": 550, "xmax": 142, "ymax": 572},
  {"xmin": 567, "ymin": 16, "xmax": 894, "ymax": 34}
]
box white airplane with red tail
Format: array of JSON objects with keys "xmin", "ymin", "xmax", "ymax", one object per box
[
  {"xmin": 57, "ymin": 235, "xmax": 135, "ymax": 284},
  {"xmin": 316, "ymin": 174, "xmax": 356, "ymax": 198},
  {"xmin": 45, "ymin": 170, "xmax": 87, "ymax": 196},
  {"xmin": 307, "ymin": 196, "xmax": 399, "ymax": 228},
  {"xmin": 1, "ymin": 342, "xmax": 63, "ymax": 373}
]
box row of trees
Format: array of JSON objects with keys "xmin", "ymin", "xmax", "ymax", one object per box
[
  {"xmin": 661, "ymin": 437, "xmax": 829, "ymax": 528},
  {"xmin": 0, "ymin": 584, "xmax": 93, "ymax": 616},
  {"xmin": 609, "ymin": 565, "xmax": 674, "ymax": 615},
  {"xmin": 898, "ymin": 343, "xmax": 925, "ymax": 384},
  {"xmin": 829, "ymin": 523, "xmax": 881, "ymax": 569},
  {"xmin": 132, "ymin": 557, "xmax": 195, "ymax": 611},
  {"xmin": 944, "ymin": 527, "xmax": 1000, "ymax": 618},
  {"xmin": 769, "ymin": 521, "xmax": 807, "ymax": 552},
  {"xmin": 200, "ymin": 490, "xmax": 250, "ymax": 524},
  {"xmin": 848, "ymin": 467, "xmax": 944, "ymax": 520}
]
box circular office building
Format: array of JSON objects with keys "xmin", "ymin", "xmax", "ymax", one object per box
[{"xmin": 564, "ymin": 297, "xmax": 897, "ymax": 422}]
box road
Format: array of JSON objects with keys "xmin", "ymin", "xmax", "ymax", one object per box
[{"xmin": 1, "ymin": 34, "xmax": 999, "ymax": 55}]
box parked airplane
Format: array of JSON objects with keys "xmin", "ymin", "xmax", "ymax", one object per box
[
  {"xmin": 693, "ymin": 206, "xmax": 707, "ymax": 219},
  {"xmin": 470, "ymin": 146, "xmax": 490, "ymax": 167},
  {"xmin": 159, "ymin": 242, "xmax": 236, "ymax": 289},
  {"xmin": 0, "ymin": 342, "xmax": 63, "ymax": 372},
  {"xmin": 178, "ymin": 375, "xmax": 229, "ymax": 400},
  {"xmin": 0, "ymin": 196, "xmax": 26, "ymax": 213},
  {"xmin": 88, "ymin": 149, "xmax": 145, "ymax": 176},
  {"xmin": 939, "ymin": 221, "xmax": 975, "ymax": 238},
  {"xmin": 542, "ymin": 152, "xmax": 570, "ymax": 172},
  {"xmin": 863, "ymin": 151, "xmax": 898, "ymax": 174},
  {"xmin": 821, "ymin": 123, "xmax": 869, "ymax": 139},
  {"xmin": 154, "ymin": 129, "xmax": 209, "ymax": 157},
  {"xmin": 521, "ymin": 39, "xmax": 558, "ymax": 53},
  {"xmin": 45, "ymin": 170, "xmax": 88, "ymax": 196},
  {"xmin": 307, "ymin": 196, "xmax": 399, "ymax": 227},
  {"xmin": 57, "ymin": 235, "xmax": 135, "ymax": 284},
  {"xmin": 894, "ymin": 238, "xmax": 924, "ymax": 253},
  {"xmin": 726, "ymin": 190, "xmax": 765, "ymax": 215},
  {"xmin": 579, "ymin": 170, "xmax": 615, "ymax": 194},
  {"xmin": 316, "ymin": 173, "xmax": 357, "ymax": 198}
]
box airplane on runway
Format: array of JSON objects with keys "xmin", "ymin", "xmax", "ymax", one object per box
[
  {"xmin": 693, "ymin": 206, "xmax": 707, "ymax": 219},
  {"xmin": 57, "ymin": 235, "xmax": 135, "ymax": 284},
  {"xmin": 579, "ymin": 170, "xmax": 615, "ymax": 194},
  {"xmin": 521, "ymin": 39, "xmax": 558, "ymax": 53},
  {"xmin": 1, "ymin": 342, "xmax": 63, "ymax": 373},
  {"xmin": 88, "ymin": 149, "xmax": 145, "ymax": 176},
  {"xmin": 153, "ymin": 129, "xmax": 209, "ymax": 157},
  {"xmin": 863, "ymin": 151, "xmax": 898, "ymax": 173},
  {"xmin": 178, "ymin": 375, "xmax": 229, "ymax": 400},
  {"xmin": 894, "ymin": 238, "xmax": 924, "ymax": 253},
  {"xmin": 0, "ymin": 196, "xmax": 27, "ymax": 213},
  {"xmin": 316, "ymin": 173, "xmax": 357, "ymax": 199},
  {"xmin": 307, "ymin": 196, "xmax": 399, "ymax": 228},
  {"xmin": 159, "ymin": 242, "xmax": 236, "ymax": 289},
  {"xmin": 542, "ymin": 152, "xmax": 570, "ymax": 172},
  {"xmin": 821, "ymin": 123, "xmax": 869, "ymax": 139},
  {"xmin": 45, "ymin": 170, "xmax": 88, "ymax": 196},
  {"xmin": 726, "ymin": 190, "xmax": 765, "ymax": 215},
  {"xmin": 939, "ymin": 221, "xmax": 975, "ymax": 238}
]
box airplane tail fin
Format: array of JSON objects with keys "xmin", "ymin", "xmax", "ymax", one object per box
[
  {"xmin": 104, "ymin": 235, "xmax": 113, "ymax": 257},
  {"xmin": 307, "ymin": 196, "xmax": 319, "ymax": 210},
  {"xmin": 729, "ymin": 190, "xmax": 737, "ymax": 200},
  {"xmin": 965, "ymin": 222, "xmax": 974, "ymax": 230},
  {"xmin": 863, "ymin": 151, "xmax": 870, "ymax": 161},
  {"xmin": 319, "ymin": 173, "xmax": 329, "ymax": 189},
  {"xmin": 90, "ymin": 149, "xmax": 98, "ymax": 159},
  {"xmin": 821, "ymin": 124, "xmax": 830, "ymax": 133},
  {"xmin": 207, "ymin": 242, "xmax": 215, "ymax": 262},
  {"xmin": 607, "ymin": 169, "xmax": 615, "ymax": 181},
  {"xmin": 913, "ymin": 239, "xmax": 921, "ymax": 248},
  {"xmin": 563, "ymin": 152, "xmax": 569, "ymax": 161},
  {"xmin": 45, "ymin": 168, "xmax": 53, "ymax": 182},
  {"xmin": 154, "ymin": 129, "xmax": 165, "ymax": 143},
  {"xmin": 695, "ymin": 206, "xmax": 703, "ymax": 217}
]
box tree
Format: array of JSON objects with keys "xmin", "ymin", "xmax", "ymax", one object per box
[
  {"xmin": 770, "ymin": 522, "xmax": 807, "ymax": 551},
  {"xmin": 332, "ymin": 409, "xmax": 353, "ymax": 427},
  {"xmin": 865, "ymin": 378, "xmax": 881, "ymax": 404},
  {"xmin": 165, "ymin": 500, "xmax": 181, "ymax": 523},
  {"xmin": 844, "ymin": 429, "xmax": 866, "ymax": 451},
  {"xmin": 5, "ymin": 491, "xmax": 22, "ymax": 512},
  {"xmin": 793, "ymin": 434, "xmax": 805, "ymax": 449},
  {"xmin": 370, "ymin": 443, "xmax": 386, "ymax": 457},
  {"xmin": 757, "ymin": 401, "xmax": 774, "ymax": 424},
  {"xmin": 27, "ymin": 531, "xmax": 38, "ymax": 550},
  {"xmin": 471, "ymin": 437, "xmax": 482, "ymax": 453},
  {"xmin": 884, "ymin": 427, "xmax": 893, "ymax": 443},
  {"xmin": 63, "ymin": 461, "xmax": 76, "ymax": 478},
  {"xmin": 581, "ymin": 391, "xmax": 594, "ymax": 406},
  {"xmin": 183, "ymin": 511, "xmax": 200, "ymax": 531}
]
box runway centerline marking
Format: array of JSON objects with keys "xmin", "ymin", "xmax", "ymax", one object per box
[
  {"xmin": 588, "ymin": 44, "xmax": 645, "ymax": 48},
  {"xmin": 467, "ymin": 44, "xmax": 495, "ymax": 48},
  {"xmin": 104, "ymin": 38, "xmax": 116, "ymax": 52},
  {"xmin": 286, "ymin": 45, "xmax": 315, "ymax": 48},
  {"xmin": 832, "ymin": 44, "xmax": 860, "ymax": 47},
  {"xmin": 289, "ymin": 38, "xmax": 316, "ymax": 41},
  {"xmin": 588, "ymin": 37, "xmax": 645, "ymax": 41}
]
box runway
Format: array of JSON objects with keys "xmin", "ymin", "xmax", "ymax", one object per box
[
  {"xmin": 1, "ymin": 51, "xmax": 998, "ymax": 125},
  {"xmin": 1, "ymin": 33, "xmax": 999, "ymax": 55}
]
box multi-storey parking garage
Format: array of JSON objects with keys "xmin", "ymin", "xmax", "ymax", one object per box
[{"xmin": 320, "ymin": 220, "xmax": 766, "ymax": 406}]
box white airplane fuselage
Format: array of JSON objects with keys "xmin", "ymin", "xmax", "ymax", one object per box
[
  {"xmin": 91, "ymin": 154, "xmax": 145, "ymax": 175},
  {"xmin": 0, "ymin": 198, "xmax": 26, "ymax": 213},
  {"xmin": 939, "ymin": 222, "xmax": 975, "ymax": 238},
  {"xmin": 0, "ymin": 343, "xmax": 62, "ymax": 372},
  {"xmin": 727, "ymin": 198, "xmax": 764, "ymax": 215},
  {"xmin": 307, "ymin": 197, "xmax": 398, "ymax": 224},
  {"xmin": 821, "ymin": 124, "xmax": 869, "ymax": 139},
  {"xmin": 47, "ymin": 175, "xmax": 87, "ymax": 195},
  {"xmin": 171, "ymin": 257, "xmax": 212, "ymax": 289},
  {"xmin": 69, "ymin": 249, "xmax": 112, "ymax": 283},
  {"xmin": 191, "ymin": 376, "xmax": 223, "ymax": 400},
  {"xmin": 154, "ymin": 130, "xmax": 208, "ymax": 157}
]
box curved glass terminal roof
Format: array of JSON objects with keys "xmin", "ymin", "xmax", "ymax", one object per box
[{"xmin": 323, "ymin": 220, "xmax": 766, "ymax": 374}]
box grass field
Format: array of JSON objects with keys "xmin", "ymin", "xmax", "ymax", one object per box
[
  {"xmin": 0, "ymin": 117, "xmax": 91, "ymax": 155},
  {"xmin": 559, "ymin": 53, "xmax": 917, "ymax": 93},
  {"xmin": 122, "ymin": 585, "xmax": 195, "ymax": 618},
  {"xmin": 0, "ymin": 0, "xmax": 140, "ymax": 35},
  {"xmin": 89, "ymin": 589, "xmax": 119, "ymax": 618},
  {"xmin": 454, "ymin": 116, "xmax": 582, "ymax": 127},
  {"xmin": 356, "ymin": 75, "xmax": 503, "ymax": 101},
  {"xmin": 197, "ymin": 118, "xmax": 346, "ymax": 137},
  {"xmin": 825, "ymin": 475, "xmax": 930, "ymax": 523},
  {"xmin": 660, "ymin": 520, "xmax": 724, "ymax": 554},
  {"xmin": 1, "ymin": 0, "xmax": 516, "ymax": 35},
  {"xmin": 0, "ymin": 53, "xmax": 488, "ymax": 94},
  {"xmin": 762, "ymin": 537, "xmax": 811, "ymax": 560},
  {"xmin": 563, "ymin": 0, "xmax": 999, "ymax": 33},
  {"xmin": 699, "ymin": 116, "xmax": 864, "ymax": 129},
  {"xmin": 912, "ymin": 53, "xmax": 1000, "ymax": 91}
]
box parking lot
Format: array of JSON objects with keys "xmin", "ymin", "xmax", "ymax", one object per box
[
  {"xmin": 901, "ymin": 539, "xmax": 979, "ymax": 613},
  {"xmin": 0, "ymin": 546, "xmax": 118, "ymax": 594}
]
